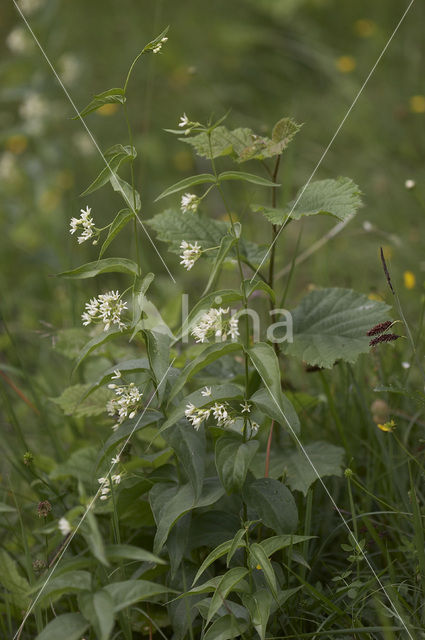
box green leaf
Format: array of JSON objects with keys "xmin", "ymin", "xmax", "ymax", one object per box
[
  {"xmin": 82, "ymin": 512, "xmax": 109, "ymax": 567},
  {"xmin": 182, "ymin": 126, "xmax": 255, "ymax": 160},
  {"xmin": 105, "ymin": 544, "xmax": 166, "ymax": 565},
  {"xmin": 248, "ymin": 543, "xmax": 277, "ymax": 598},
  {"xmin": 144, "ymin": 329, "xmax": 171, "ymax": 403},
  {"xmin": 50, "ymin": 384, "xmax": 112, "ymax": 418},
  {"xmin": 73, "ymin": 87, "xmax": 125, "ymax": 119},
  {"xmin": 81, "ymin": 145, "xmax": 136, "ymax": 196},
  {"xmin": 206, "ymin": 567, "xmax": 249, "ymax": 625},
  {"xmin": 35, "ymin": 613, "xmax": 89, "ymax": 640},
  {"xmin": 251, "ymin": 387, "xmax": 300, "ymax": 436},
  {"xmin": 260, "ymin": 534, "xmax": 315, "ymax": 557},
  {"xmin": 50, "ymin": 446, "xmax": 98, "ymax": 484},
  {"xmin": 79, "ymin": 590, "xmax": 114, "ymax": 640},
  {"xmin": 73, "ymin": 327, "xmax": 131, "ymax": 375},
  {"xmin": 95, "ymin": 409, "xmax": 161, "ymax": 466},
  {"xmin": 99, "ymin": 209, "xmax": 134, "ymax": 258},
  {"xmin": 167, "ymin": 343, "xmax": 243, "ymax": 404},
  {"xmin": 0, "ymin": 502, "xmax": 15, "ymax": 513},
  {"xmin": 192, "ymin": 538, "xmax": 246, "ymax": 586},
  {"xmin": 110, "ymin": 174, "xmax": 141, "ymax": 211},
  {"xmin": 244, "ymin": 278, "xmax": 275, "ymax": 304},
  {"xmin": 242, "ymin": 588, "xmax": 272, "ymax": 640},
  {"xmin": 246, "ymin": 343, "xmax": 300, "ymax": 435},
  {"xmin": 203, "ymin": 614, "xmax": 249, "ymax": 640},
  {"xmin": 283, "ymin": 441, "xmax": 345, "ymax": 495},
  {"xmin": 146, "ymin": 208, "xmax": 227, "ymax": 252},
  {"xmin": 218, "ymin": 171, "xmax": 279, "ymax": 188},
  {"xmin": 56, "ymin": 257, "xmax": 140, "ymax": 279},
  {"xmin": 167, "ymin": 421, "xmax": 206, "ymax": 500},
  {"xmin": 215, "ymin": 435, "xmax": 259, "ymax": 493},
  {"xmin": 253, "ymin": 177, "xmax": 362, "ymax": 225},
  {"xmin": 33, "ymin": 571, "xmax": 91, "ymax": 606},
  {"xmin": 0, "ymin": 550, "xmax": 30, "ymax": 609},
  {"xmin": 103, "ymin": 579, "xmax": 173, "ymax": 612},
  {"xmin": 283, "ymin": 287, "xmax": 391, "ymax": 368},
  {"xmin": 155, "ymin": 174, "xmax": 216, "ymax": 201},
  {"xmin": 226, "ymin": 528, "xmax": 247, "ymax": 566},
  {"xmin": 243, "ymin": 478, "xmax": 298, "ymax": 534},
  {"xmin": 203, "ymin": 234, "xmax": 236, "ymax": 296},
  {"xmin": 85, "ymin": 358, "xmax": 151, "ymax": 399}
]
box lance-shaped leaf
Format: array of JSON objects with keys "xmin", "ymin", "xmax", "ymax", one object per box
[
  {"xmin": 243, "ymin": 478, "xmax": 298, "ymax": 534},
  {"xmin": 260, "ymin": 534, "xmax": 315, "ymax": 557},
  {"xmin": 202, "ymin": 234, "xmax": 236, "ymax": 296},
  {"xmin": 251, "ymin": 387, "xmax": 300, "ymax": 436},
  {"xmin": 218, "ymin": 170, "xmax": 279, "ymax": 188},
  {"xmin": 206, "ymin": 567, "xmax": 249, "ymax": 625},
  {"xmin": 252, "ymin": 177, "xmax": 362, "ymax": 225},
  {"xmin": 99, "ymin": 208, "xmax": 134, "ymax": 258},
  {"xmin": 192, "ymin": 537, "xmax": 246, "ymax": 586},
  {"xmin": 35, "ymin": 613, "xmax": 89, "ymax": 640},
  {"xmin": 73, "ymin": 328, "xmax": 132, "ymax": 375},
  {"xmin": 103, "ymin": 579, "xmax": 174, "ymax": 611},
  {"xmin": 215, "ymin": 435, "xmax": 259, "ymax": 493},
  {"xmin": 56, "ymin": 257, "xmax": 140, "ymax": 279},
  {"xmin": 110, "ymin": 174, "xmax": 141, "ymax": 211},
  {"xmin": 248, "ymin": 543, "xmax": 277, "ymax": 598},
  {"xmin": 96, "ymin": 409, "xmax": 161, "ymax": 466},
  {"xmin": 155, "ymin": 174, "xmax": 217, "ymax": 201},
  {"xmin": 105, "ymin": 544, "xmax": 166, "ymax": 565},
  {"xmin": 73, "ymin": 87, "xmax": 125, "ymax": 120},
  {"xmin": 282, "ymin": 287, "xmax": 391, "ymax": 368},
  {"xmin": 78, "ymin": 590, "xmax": 114, "ymax": 640},
  {"xmin": 81, "ymin": 145, "xmax": 136, "ymax": 196},
  {"xmin": 167, "ymin": 421, "xmax": 206, "ymax": 500}
]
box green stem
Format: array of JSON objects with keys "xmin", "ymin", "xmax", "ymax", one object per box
[
  {"xmin": 122, "ymin": 102, "xmax": 141, "ymax": 274},
  {"xmin": 319, "ymin": 371, "xmax": 349, "ymax": 453}
]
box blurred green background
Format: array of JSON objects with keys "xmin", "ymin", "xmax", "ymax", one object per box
[{"xmin": 1, "ymin": 0, "xmax": 424, "ymax": 403}]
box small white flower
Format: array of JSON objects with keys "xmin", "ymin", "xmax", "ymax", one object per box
[
  {"xmin": 405, "ymin": 179, "xmax": 416, "ymax": 190},
  {"xmin": 106, "ymin": 382, "xmax": 143, "ymax": 429},
  {"xmin": 152, "ymin": 36, "xmax": 168, "ymax": 54},
  {"xmin": 6, "ymin": 26, "xmax": 33, "ymax": 54},
  {"xmin": 212, "ymin": 402, "xmax": 235, "ymax": 428},
  {"xmin": 179, "ymin": 113, "xmax": 189, "ymax": 128},
  {"xmin": 201, "ymin": 386, "xmax": 212, "ymax": 397},
  {"xmin": 70, "ymin": 206, "xmax": 96, "ymax": 244},
  {"xmin": 180, "ymin": 241, "xmax": 202, "ymax": 271},
  {"xmin": 240, "ymin": 401, "xmax": 251, "ymax": 413},
  {"xmin": 362, "ymin": 221, "xmax": 373, "ymax": 232},
  {"xmin": 111, "ymin": 455, "xmax": 120, "ymax": 464},
  {"xmin": 82, "ymin": 290, "xmax": 127, "ymax": 331},
  {"xmin": 191, "ymin": 307, "xmax": 239, "ymax": 344},
  {"xmin": 181, "ymin": 193, "xmax": 199, "ymax": 214},
  {"xmin": 401, "ymin": 361, "xmax": 411, "ymax": 369},
  {"xmin": 185, "ymin": 402, "xmax": 211, "ymax": 431},
  {"xmin": 112, "ymin": 370, "xmax": 122, "ymax": 379},
  {"xmin": 250, "ymin": 422, "xmax": 259, "ymax": 436},
  {"xmin": 58, "ymin": 517, "xmax": 71, "ymax": 536}
]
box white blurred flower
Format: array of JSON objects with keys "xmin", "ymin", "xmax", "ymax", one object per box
[
  {"xmin": 0, "ymin": 153, "xmax": 18, "ymax": 181},
  {"xmin": 362, "ymin": 221, "xmax": 373, "ymax": 232},
  {"xmin": 185, "ymin": 402, "xmax": 211, "ymax": 430},
  {"xmin": 111, "ymin": 455, "xmax": 120, "ymax": 464},
  {"xmin": 211, "ymin": 402, "xmax": 235, "ymax": 427},
  {"xmin": 73, "ymin": 132, "xmax": 95, "ymax": 156},
  {"xmin": 250, "ymin": 422, "xmax": 259, "ymax": 436},
  {"xmin": 58, "ymin": 517, "xmax": 71, "ymax": 536},
  {"xmin": 18, "ymin": 0, "xmax": 46, "ymax": 13},
  {"xmin": 405, "ymin": 179, "xmax": 416, "ymax": 190},
  {"xmin": 6, "ymin": 26, "xmax": 33, "ymax": 54},
  {"xmin": 401, "ymin": 361, "xmax": 411, "ymax": 369},
  {"xmin": 19, "ymin": 93, "xmax": 49, "ymax": 134},
  {"xmin": 180, "ymin": 241, "xmax": 202, "ymax": 271},
  {"xmin": 181, "ymin": 193, "xmax": 199, "ymax": 214},
  {"xmin": 179, "ymin": 113, "xmax": 189, "ymax": 128},
  {"xmin": 98, "ymin": 474, "xmax": 121, "ymax": 500},
  {"xmin": 152, "ymin": 36, "xmax": 168, "ymax": 54},
  {"xmin": 58, "ymin": 53, "xmax": 80, "ymax": 85},
  {"xmin": 69, "ymin": 206, "xmax": 95, "ymax": 244},
  {"xmin": 191, "ymin": 307, "xmax": 239, "ymax": 343},
  {"xmin": 81, "ymin": 290, "xmax": 127, "ymax": 332},
  {"xmin": 201, "ymin": 386, "xmax": 212, "ymax": 397},
  {"xmin": 106, "ymin": 382, "xmax": 143, "ymax": 430}
]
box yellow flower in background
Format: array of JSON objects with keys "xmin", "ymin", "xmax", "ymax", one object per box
[
  {"xmin": 256, "ymin": 564, "xmax": 262, "ymax": 570},
  {"xmin": 368, "ymin": 292, "xmax": 384, "ymax": 302},
  {"xmin": 377, "ymin": 420, "xmax": 396, "ymax": 433},
  {"xmin": 336, "ymin": 56, "xmax": 356, "ymax": 73},
  {"xmin": 354, "ymin": 19, "xmax": 376, "ymax": 38},
  {"xmin": 409, "ymin": 95, "xmax": 425, "ymax": 114},
  {"xmin": 96, "ymin": 103, "xmax": 119, "ymax": 116},
  {"xmin": 403, "ymin": 271, "xmax": 416, "ymax": 289},
  {"xmin": 5, "ymin": 134, "xmax": 28, "ymax": 154}
]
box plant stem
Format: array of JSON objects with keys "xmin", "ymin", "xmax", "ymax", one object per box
[{"xmin": 267, "ymin": 154, "xmax": 281, "ymax": 297}]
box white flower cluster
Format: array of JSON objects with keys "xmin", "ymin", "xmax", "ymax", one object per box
[
  {"xmin": 70, "ymin": 206, "xmax": 96, "ymax": 244},
  {"xmin": 152, "ymin": 36, "xmax": 168, "ymax": 54},
  {"xmin": 6, "ymin": 26, "xmax": 33, "ymax": 54},
  {"xmin": 180, "ymin": 241, "xmax": 202, "ymax": 270},
  {"xmin": 185, "ymin": 401, "xmax": 235, "ymax": 431},
  {"xmin": 58, "ymin": 517, "xmax": 71, "ymax": 536},
  {"xmin": 98, "ymin": 473, "xmax": 121, "ymax": 500},
  {"xmin": 106, "ymin": 380, "xmax": 143, "ymax": 431},
  {"xmin": 181, "ymin": 193, "xmax": 199, "ymax": 214},
  {"xmin": 82, "ymin": 291, "xmax": 127, "ymax": 332},
  {"xmin": 191, "ymin": 307, "xmax": 239, "ymax": 343}
]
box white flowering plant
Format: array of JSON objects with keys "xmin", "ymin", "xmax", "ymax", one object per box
[{"xmin": 15, "ymin": 26, "xmax": 404, "ymax": 640}]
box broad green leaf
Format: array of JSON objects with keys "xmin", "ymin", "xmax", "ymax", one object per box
[
  {"xmin": 167, "ymin": 421, "xmax": 206, "ymax": 500},
  {"xmin": 110, "ymin": 174, "xmax": 141, "ymax": 211},
  {"xmin": 218, "ymin": 170, "xmax": 279, "ymax": 188},
  {"xmin": 192, "ymin": 538, "xmax": 246, "ymax": 586},
  {"xmin": 226, "ymin": 528, "xmax": 247, "ymax": 567},
  {"xmin": 248, "ymin": 543, "xmax": 277, "ymax": 598},
  {"xmin": 244, "ymin": 278, "xmax": 275, "ymax": 304},
  {"xmin": 0, "ymin": 550, "xmax": 30, "ymax": 609},
  {"xmin": 155, "ymin": 174, "xmax": 216, "ymax": 201},
  {"xmin": 174, "ymin": 289, "xmax": 243, "ymax": 343},
  {"xmin": 247, "ymin": 343, "xmax": 300, "ymax": 435},
  {"xmin": 33, "ymin": 571, "xmax": 91, "ymax": 606},
  {"xmin": 73, "ymin": 87, "xmax": 125, "ymax": 119},
  {"xmin": 82, "ymin": 511, "xmax": 109, "ymax": 567},
  {"xmin": 239, "ymin": 117, "xmax": 302, "ymax": 162},
  {"xmin": 159, "ymin": 384, "xmax": 243, "ymax": 437},
  {"xmin": 182, "ymin": 126, "xmax": 255, "ymax": 159},
  {"xmin": 99, "ymin": 209, "xmax": 134, "ymax": 258},
  {"xmin": 54, "ymin": 328, "xmax": 88, "ymax": 359},
  {"xmin": 203, "ymin": 613, "xmax": 249, "ymax": 640},
  {"xmin": 243, "ymin": 478, "xmax": 298, "ymax": 534},
  {"xmin": 73, "ymin": 327, "xmax": 131, "ymax": 375},
  {"xmin": 103, "ymin": 579, "xmax": 173, "ymax": 611},
  {"xmin": 151, "ymin": 479, "xmax": 224, "ymax": 553},
  {"xmin": 215, "ymin": 435, "xmax": 259, "ymax": 493},
  {"xmin": 35, "ymin": 613, "xmax": 89, "ymax": 640},
  {"xmin": 260, "ymin": 534, "xmax": 314, "ymax": 557},
  {"xmin": 105, "ymin": 544, "xmax": 166, "ymax": 565},
  {"xmin": 251, "ymin": 387, "xmax": 300, "ymax": 436},
  {"xmin": 144, "ymin": 329, "xmax": 171, "ymax": 403},
  {"xmin": 242, "ymin": 588, "xmax": 272, "ymax": 640},
  {"xmin": 283, "ymin": 287, "xmax": 391, "ymax": 368},
  {"xmin": 56, "ymin": 257, "xmax": 140, "ymax": 279},
  {"xmin": 50, "ymin": 384, "xmax": 112, "ymax": 418},
  {"xmin": 79, "ymin": 589, "xmax": 114, "ymax": 640},
  {"xmin": 283, "ymin": 441, "xmax": 345, "ymax": 495},
  {"xmin": 81, "ymin": 145, "xmax": 136, "ymax": 196},
  {"xmin": 203, "ymin": 234, "xmax": 236, "ymax": 296},
  {"xmin": 167, "ymin": 343, "xmax": 243, "ymax": 404},
  {"xmin": 252, "ymin": 177, "xmax": 362, "ymax": 224},
  {"xmin": 206, "ymin": 567, "xmax": 249, "ymax": 625},
  {"xmin": 50, "ymin": 446, "xmax": 98, "ymax": 484}
]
